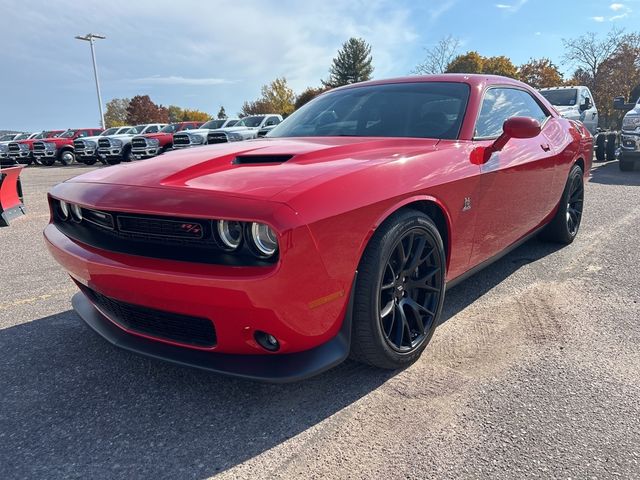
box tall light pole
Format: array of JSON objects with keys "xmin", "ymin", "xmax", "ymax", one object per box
[{"xmin": 75, "ymin": 33, "xmax": 106, "ymax": 129}]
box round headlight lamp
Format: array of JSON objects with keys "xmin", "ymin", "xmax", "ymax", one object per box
[
  {"xmin": 217, "ymin": 220, "xmax": 243, "ymax": 250},
  {"xmin": 70, "ymin": 203, "xmax": 83, "ymax": 222},
  {"xmin": 59, "ymin": 200, "xmax": 70, "ymax": 220},
  {"xmin": 250, "ymin": 222, "xmax": 278, "ymax": 257}
]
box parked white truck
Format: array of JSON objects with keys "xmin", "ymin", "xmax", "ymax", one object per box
[
  {"xmin": 539, "ymin": 86, "xmax": 599, "ymax": 135},
  {"xmin": 172, "ymin": 115, "xmax": 282, "ymax": 149}
]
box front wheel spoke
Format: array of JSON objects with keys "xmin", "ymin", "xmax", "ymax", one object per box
[
  {"xmin": 404, "ymin": 236, "xmax": 427, "ymax": 273},
  {"xmin": 414, "ymin": 267, "xmax": 440, "ymax": 284},
  {"xmin": 380, "ymin": 300, "xmax": 394, "ymax": 319},
  {"xmin": 408, "ymin": 282, "xmax": 440, "ymax": 293},
  {"xmin": 393, "ymin": 304, "xmax": 408, "ymax": 347}
]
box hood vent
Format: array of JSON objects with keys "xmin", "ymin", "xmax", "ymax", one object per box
[{"xmin": 233, "ymin": 154, "xmax": 293, "ymax": 165}]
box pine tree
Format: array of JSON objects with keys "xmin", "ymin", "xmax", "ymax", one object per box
[
  {"xmin": 217, "ymin": 106, "xmax": 227, "ymax": 119},
  {"xmin": 323, "ymin": 38, "xmax": 374, "ymax": 88}
]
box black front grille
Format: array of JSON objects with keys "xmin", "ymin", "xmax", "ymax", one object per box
[
  {"xmin": 132, "ymin": 137, "xmax": 147, "ymax": 148},
  {"xmin": 118, "ymin": 215, "xmax": 204, "ymax": 239},
  {"xmin": 8, "ymin": 143, "xmax": 20, "ymax": 153},
  {"xmin": 173, "ymin": 135, "xmax": 190, "ymax": 146},
  {"xmin": 33, "ymin": 142, "xmax": 45, "ymax": 153},
  {"xmin": 98, "ymin": 138, "xmax": 111, "ymax": 148},
  {"xmin": 82, "ymin": 286, "xmax": 217, "ymax": 348},
  {"xmin": 74, "ymin": 140, "xmax": 86, "ymax": 151},
  {"xmin": 51, "ymin": 201, "xmax": 276, "ymax": 266},
  {"xmin": 207, "ymin": 133, "xmax": 227, "ymax": 144}
]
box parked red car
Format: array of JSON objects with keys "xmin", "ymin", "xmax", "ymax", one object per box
[
  {"xmin": 33, "ymin": 128, "xmax": 103, "ymax": 166},
  {"xmin": 45, "ymin": 74, "xmax": 592, "ymax": 382},
  {"xmin": 8, "ymin": 130, "xmax": 64, "ymax": 165},
  {"xmin": 131, "ymin": 121, "xmax": 203, "ymax": 160}
]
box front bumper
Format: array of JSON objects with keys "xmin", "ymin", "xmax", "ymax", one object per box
[
  {"xmin": 72, "ymin": 285, "xmax": 352, "ymax": 382},
  {"xmin": 97, "ymin": 147, "xmax": 123, "ymax": 158},
  {"xmin": 33, "ymin": 149, "xmax": 57, "ymax": 160},
  {"xmin": 132, "ymin": 147, "xmax": 161, "ymax": 159}
]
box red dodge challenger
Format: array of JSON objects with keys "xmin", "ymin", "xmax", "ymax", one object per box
[{"xmin": 45, "ymin": 75, "xmax": 592, "ymax": 382}]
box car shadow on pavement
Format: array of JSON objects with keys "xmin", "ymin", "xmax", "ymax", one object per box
[
  {"xmin": 0, "ymin": 242, "xmax": 563, "ymax": 479},
  {"xmin": 589, "ymin": 161, "xmax": 640, "ymax": 186}
]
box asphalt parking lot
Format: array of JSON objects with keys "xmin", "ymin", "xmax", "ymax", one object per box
[{"xmin": 1, "ymin": 162, "xmax": 639, "ymax": 479}]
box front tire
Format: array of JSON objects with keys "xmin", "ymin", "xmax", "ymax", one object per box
[
  {"xmin": 351, "ymin": 210, "xmax": 446, "ymax": 369},
  {"xmin": 541, "ymin": 164, "xmax": 584, "ymax": 244},
  {"xmin": 84, "ymin": 156, "xmax": 97, "ymax": 166}
]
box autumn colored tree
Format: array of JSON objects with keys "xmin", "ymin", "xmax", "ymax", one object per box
[
  {"xmin": 126, "ymin": 95, "xmax": 169, "ymax": 124},
  {"xmin": 483, "ymin": 56, "xmax": 518, "ymax": 77},
  {"xmin": 413, "ymin": 35, "xmax": 461, "ymax": 75},
  {"xmin": 323, "ymin": 37, "xmax": 373, "ymax": 88},
  {"xmin": 167, "ymin": 105, "xmax": 183, "ymax": 123},
  {"xmin": 295, "ymin": 86, "xmax": 328, "ymax": 110},
  {"xmin": 104, "ymin": 98, "xmax": 130, "ymax": 127},
  {"xmin": 240, "ymin": 78, "xmax": 296, "ymax": 117},
  {"xmin": 518, "ymin": 58, "xmax": 563, "ymax": 88},
  {"xmin": 179, "ymin": 109, "xmax": 210, "ymax": 122},
  {"xmin": 446, "ymin": 51, "xmax": 485, "ymax": 74}
]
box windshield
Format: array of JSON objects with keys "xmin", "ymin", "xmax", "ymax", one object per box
[
  {"xmin": 235, "ymin": 116, "xmax": 265, "ymax": 128},
  {"xmin": 116, "ymin": 127, "xmax": 132, "ymax": 134},
  {"xmin": 130, "ymin": 125, "xmax": 148, "ymax": 134},
  {"xmin": 14, "ymin": 134, "xmax": 30, "ymax": 140},
  {"xmin": 100, "ymin": 128, "xmax": 118, "ymax": 136},
  {"xmin": 201, "ymin": 119, "xmax": 226, "ymax": 129},
  {"xmin": 0, "ymin": 134, "xmax": 16, "ymax": 141},
  {"xmin": 161, "ymin": 124, "xmax": 179, "ymax": 133},
  {"xmin": 540, "ymin": 89, "xmax": 577, "ymax": 107},
  {"xmin": 60, "ymin": 130, "xmax": 77, "ymax": 138},
  {"xmin": 269, "ymin": 82, "xmax": 470, "ymax": 139}
]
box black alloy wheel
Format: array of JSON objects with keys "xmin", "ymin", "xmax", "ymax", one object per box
[
  {"xmin": 379, "ymin": 229, "xmax": 443, "ymax": 352},
  {"xmin": 566, "ymin": 172, "xmax": 584, "ymax": 237},
  {"xmin": 351, "ymin": 210, "xmax": 446, "ymax": 369}
]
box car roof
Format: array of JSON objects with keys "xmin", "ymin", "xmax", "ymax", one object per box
[{"xmin": 332, "ymin": 73, "xmax": 529, "ymax": 92}]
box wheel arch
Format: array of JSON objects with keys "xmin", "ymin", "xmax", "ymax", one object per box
[
  {"xmin": 369, "ymin": 195, "xmax": 452, "ymax": 272},
  {"xmin": 574, "ymin": 157, "xmax": 585, "ymax": 172}
]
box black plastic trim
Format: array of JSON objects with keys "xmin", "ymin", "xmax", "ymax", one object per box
[{"xmin": 72, "ymin": 272, "xmax": 356, "ymax": 383}]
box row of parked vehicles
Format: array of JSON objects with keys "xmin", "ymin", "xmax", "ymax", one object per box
[{"xmin": 0, "ymin": 114, "xmax": 283, "ymax": 167}]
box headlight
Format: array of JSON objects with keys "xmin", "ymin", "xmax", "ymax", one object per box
[
  {"xmin": 191, "ymin": 135, "xmax": 205, "ymax": 144},
  {"xmin": 111, "ymin": 138, "xmax": 123, "ymax": 146},
  {"xmin": 70, "ymin": 203, "xmax": 83, "ymax": 222},
  {"xmin": 19, "ymin": 144, "xmax": 29, "ymax": 151},
  {"xmin": 623, "ymin": 115, "xmax": 640, "ymax": 128},
  {"xmin": 228, "ymin": 133, "xmax": 243, "ymax": 141},
  {"xmin": 216, "ymin": 220, "xmax": 243, "ymax": 250},
  {"xmin": 0, "ymin": 144, "xmax": 7, "ymax": 152},
  {"xmin": 59, "ymin": 200, "xmax": 70, "ymax": 220},
  {"xmin": 86, "ymin": 140, "xmax": 97, "ymax": 148},
  {"xmin": 250, "ymin": 222, "xmax": 278, "ymax": 257},
  {"xmin": 45, "ymin": 142, "xmax": 56, "ymax": 150},
  {"xmin": 148, "ymin": 138, "xmax": 160, "ymax": 146}
]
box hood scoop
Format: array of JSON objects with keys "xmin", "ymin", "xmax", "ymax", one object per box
[{"xmin": 233, "ymin": 154, "xmax": 294, "ymax": 165}]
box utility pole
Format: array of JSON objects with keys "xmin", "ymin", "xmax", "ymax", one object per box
[{"xmin": 75, "ymin": 33, "xmax": 106, "ymax": 129}]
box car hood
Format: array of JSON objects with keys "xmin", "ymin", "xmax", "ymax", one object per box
[
  {"xmin": 66, "ymin": 137, "xmax": 440, "ymax": 202},
  {"xmin": 103, "ymin": 133, "xmax": 136, "ymax": 140},
  {"xmin": 142, "ymin": 132, "xmax": 171, "ymax": 139},
  {"xmin": 176, "ymin": 128, "xmax": 214, "ymax": 136}
]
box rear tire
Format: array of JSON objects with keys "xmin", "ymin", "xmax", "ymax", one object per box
[
  {"xmin": 58, "ymin": 150, "xmax": 75, "ymax": 166},
  {"xmin": 606, "ymin": 133, "xmax": 617, "ymax": 161},
  {"xmin": 594, "ymin": 133, "xmax": 606, "ymax": 162},
  {"xmin": 541, "ymin": 164, "xmax": 584, "ymax": 244},
  {"xmin": 350, "ymin": 209, "xmax": 446, "ymax": 369}
]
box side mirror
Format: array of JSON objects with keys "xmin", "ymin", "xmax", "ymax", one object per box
[
  {"xmin": 613, "ymin": 96, "xmax": 629, "ymax": 111},
  {"xmin": 580, "ymin": 98, "xmax": 592, "ymax": 111},
  {"xmin": 471, "ymin": 117, "xmax": 541, "ymax": 165}
]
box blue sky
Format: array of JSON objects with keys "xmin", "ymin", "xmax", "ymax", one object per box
[{"xmin": 1, "ymin": 0, "xmax": 638, "ymax": 131}]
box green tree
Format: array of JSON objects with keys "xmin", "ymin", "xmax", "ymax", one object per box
[
  {"xmin": 323, "ymin": 37, "xmax": 373, "ymax": 88},
  {"xmin": 180, "ymin": 109, "xmax": 210, "ymax": 122},
  {"xmin": 217, "ymin": 106, "xmax": 227, "ymax": 119},
  {"xmin": 104, "ymin": 98, "xmax": 130, "ymax": 127},
  {"xmin": 518, "ymin": 58, "xmax": 563, "ymax": 88}
]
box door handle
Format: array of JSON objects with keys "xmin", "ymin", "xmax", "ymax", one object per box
[{"xmin": 541, "ymin": 144, "xmax": 551, "ymax": 152}]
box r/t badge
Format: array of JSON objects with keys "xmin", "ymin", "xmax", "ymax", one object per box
[{"xmin": 463, "ymin": 197, "xmax": 472, "ymax": 212}]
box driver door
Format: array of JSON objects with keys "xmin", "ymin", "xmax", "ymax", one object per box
[{"xmin": 470, "ymin": 87, "xmax": 559, "ymax": 266}]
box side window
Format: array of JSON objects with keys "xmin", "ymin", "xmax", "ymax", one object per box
[
  {"xmin": 77, "ymin": 131, "xmax": 88, "ymax": 138},
  {"xmin": 475, "ymin": 88, "xmax": 549, "ymax": 138},
  {"xmin": 265, "ymin": 116, "xmax": 281, "ymax": 126},
  {"xmin": 146, "ymin": 125, "xmax": 159, "ymax": 133}
]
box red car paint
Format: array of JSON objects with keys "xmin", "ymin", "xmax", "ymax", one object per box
[{"xmin": 45, "ymin": 75, "xmax": 592, "ymax": 379}]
